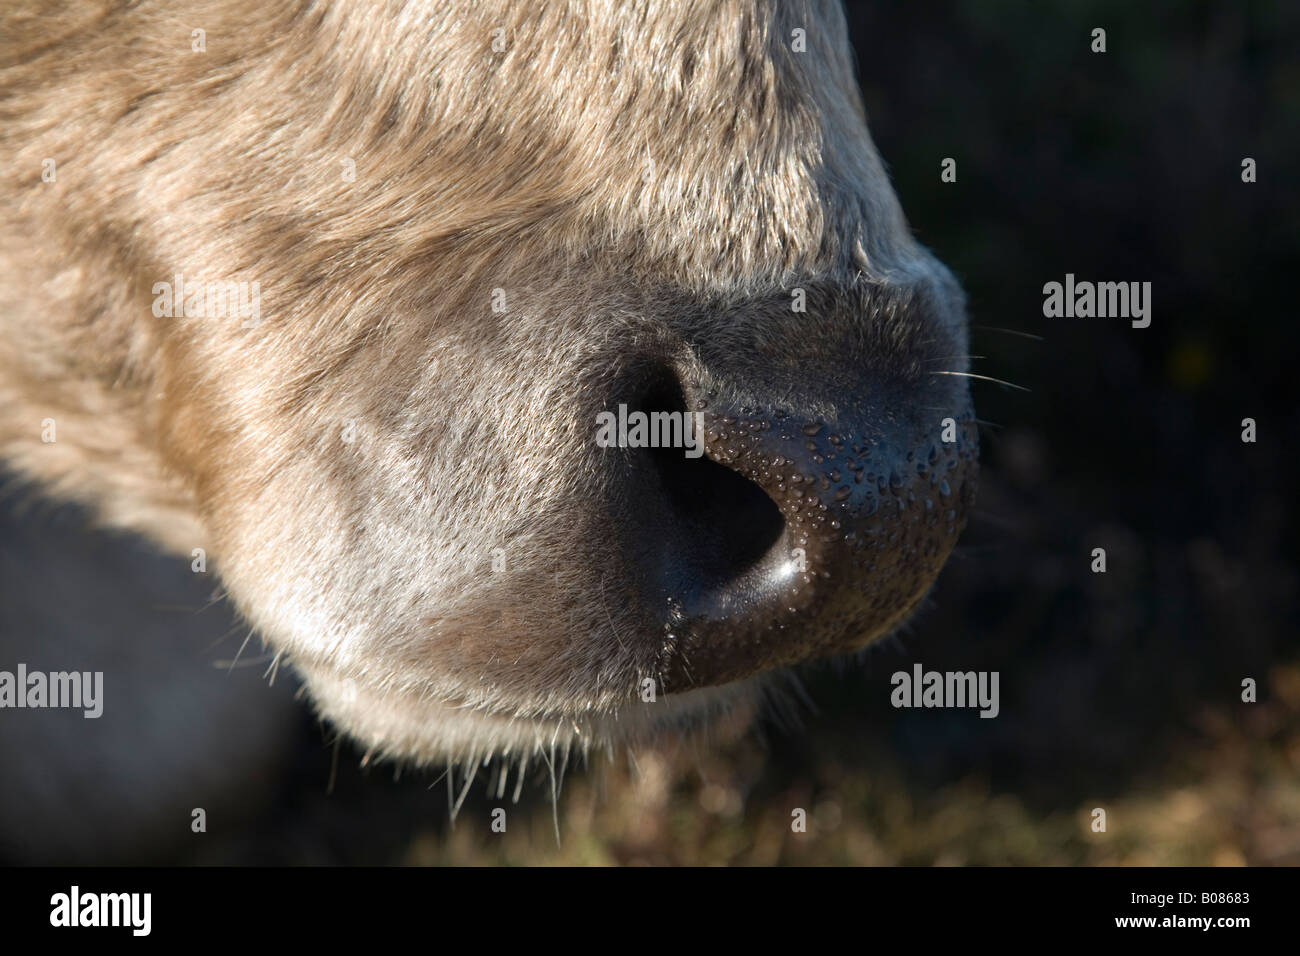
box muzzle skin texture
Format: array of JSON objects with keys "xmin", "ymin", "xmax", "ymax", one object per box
[{"xmin": 0, "ymin": 0, "xmax": 977, "ymax": 767}]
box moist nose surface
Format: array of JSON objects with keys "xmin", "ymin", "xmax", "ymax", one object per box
[{"xmin": 636, "ymin": 388, "xmax": 978, "ymax": 692}]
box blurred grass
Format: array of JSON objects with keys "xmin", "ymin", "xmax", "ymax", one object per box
[{"xmin": 387, "ymin": 660, "xmax": 1300, "ymax": 866}]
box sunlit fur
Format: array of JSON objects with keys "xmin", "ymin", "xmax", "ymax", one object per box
[{"xmin": 0, "ymin": 1, "xmax": 969, "ymax": 767}]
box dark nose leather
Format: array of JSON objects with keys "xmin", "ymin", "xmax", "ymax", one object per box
[
  {"xmin": 605, "ymin": 276, "xmax": 978, "ymax": 691},
  {"xmin": 671, "ymin": 389, "xmax": 975, "ymax": 689},
  {"xmin": 616, "ymin": 364, "xmax": 977, "ymax": 692}
]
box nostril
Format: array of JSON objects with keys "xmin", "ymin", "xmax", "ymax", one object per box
[
  {"xmin": 610, "ymin": 363, "xmax": 977, "ymax": 691},
  {"xmin": 627, "ymin": 373, "xmax": 785, "ymax": 601},
  {"xmin": 649, "ymin": 441, "xmax": 786, "ymax": 587}
]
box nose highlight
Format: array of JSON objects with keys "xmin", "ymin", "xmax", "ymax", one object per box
[{"xmin": 635, "ymin": 381, "xmax": 978, "ymax": 693}]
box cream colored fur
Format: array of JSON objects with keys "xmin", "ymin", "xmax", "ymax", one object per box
[{"xmin": 0, "ymin": 1, "xmax": 969, "ymax": 769}]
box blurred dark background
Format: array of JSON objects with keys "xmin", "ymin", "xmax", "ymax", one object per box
[
  {"xmin": 780, "ymin": 0, "xmax": 1300, "ymax": 864},
  {"xmin": 3, "ymin": 0, "xmax": 1297, "ymax": 864}
]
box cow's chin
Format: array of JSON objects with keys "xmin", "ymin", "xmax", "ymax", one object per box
[{"xmin": 296, "ymin": 663, "xmax": 769, "ymax": 767}]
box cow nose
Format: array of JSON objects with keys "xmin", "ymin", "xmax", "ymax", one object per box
[{"xmin": 617, "ymin": 367, "xmax": 978, "ymax": 692}]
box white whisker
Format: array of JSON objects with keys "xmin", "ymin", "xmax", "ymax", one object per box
[{"xmin": 931, "ymin": 370, "xmax": 1030, "ymax": 392}]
